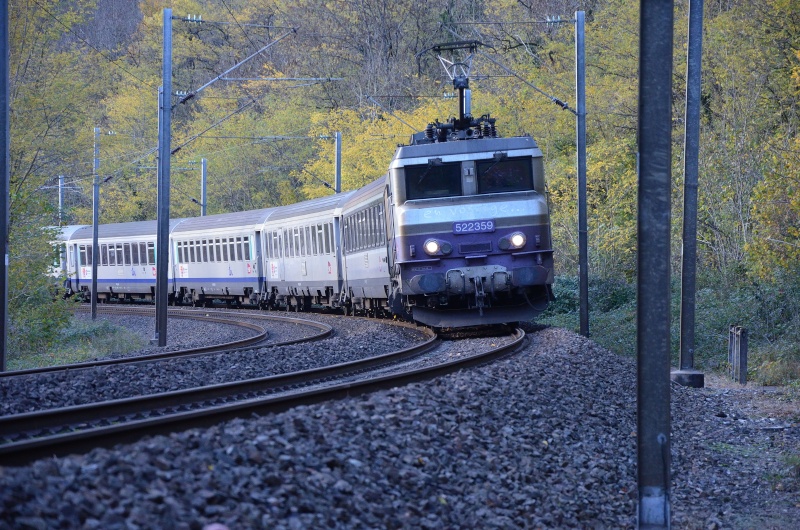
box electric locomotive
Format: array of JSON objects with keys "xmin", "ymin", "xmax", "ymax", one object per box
[{"xmin": 384, "ymin": 47, "xmax": 555, "ymax": 327}]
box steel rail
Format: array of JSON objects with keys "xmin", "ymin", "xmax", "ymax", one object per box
[{"xmin": 0, "ymin": 328, "xmax": 526, "ymax": 467}]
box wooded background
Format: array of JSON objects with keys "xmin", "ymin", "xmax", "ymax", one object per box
[{"xmin": 8, "ymin": 0, "xmax": 800, "ymax": 380}]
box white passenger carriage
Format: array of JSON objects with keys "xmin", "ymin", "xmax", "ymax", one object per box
[
  {"xmin": 171, "ymin": 209, "xmax": 272, "ymax": 307},
  {"xmin": 340, "ymin": 177, "xmax": 391, "ymax": 316},
  {"xmin": 262, "ymin": 192, "xmax": 354, "ymax": 311},
  {"xmin": 66, "ymin": 220, "xmax": 186, "ymax": 303},
  {"xmin": 50, "ymin": 225, "xmax": 88, "ymax": 296}
]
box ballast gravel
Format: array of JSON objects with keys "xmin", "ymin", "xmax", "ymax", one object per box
[
  {"xmin": 1, "ymin": 325, "xmax": 799, "ymax": 529},
  {"xmin": 0, "ymin": 313, "xmax": 427, "ymax": 415}
]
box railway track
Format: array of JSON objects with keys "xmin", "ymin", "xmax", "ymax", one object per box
[
  {"xmin": 0, "ymin": 326, "xmax": 526, "ymax": 466},
  {"xmin": 1, "ymin": 306, "xmax": 333, "ymax": 378}
]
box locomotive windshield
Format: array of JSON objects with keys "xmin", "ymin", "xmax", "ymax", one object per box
[
  {"xmin": 403, "ymin": 156, "xmax": 535, "ymax": 200},
  {"xmin": 476, "ymin": 157, "xmax": 534, "ymax": 194},
  {"xmin": 405, "ymin": 161, "xmax": 462, "ymax": 200}
]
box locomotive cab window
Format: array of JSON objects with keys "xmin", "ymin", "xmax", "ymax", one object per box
[
  {"xmin": 476, "ymin": 157, "xmax": 534, "ymax": 194},
  {"xmin": 405, "ymin": 161, "xmax": 462, "ymax": 200}
]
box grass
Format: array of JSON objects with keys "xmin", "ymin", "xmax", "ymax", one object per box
[{"xmin": 7, "ymin": 316, "xmax": 148, "ymax": 371}]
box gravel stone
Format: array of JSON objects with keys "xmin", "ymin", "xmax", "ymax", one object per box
[{"xmin": 1, "ymin": 324, "xmax": 798, "ymax": 528}]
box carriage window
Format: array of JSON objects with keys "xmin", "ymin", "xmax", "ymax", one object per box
[
  {"xmin": 228, "ymin": 239, "xmax": 236, "ymax": 261},
  {"xmin": 356, "ymin": 212, "xmax": 363, "ymax": 250},
  {"xmin": 243, "ymin": 236, "xmax": 250, "ymax": 260},
  {"xmin": 476, "ymin": 157, "xmax": 534, "ymax": 194},
  {"xmin": 107, "ymin": 244, "xmax": 116, "ymax": 266},
  {"xmin": 123, "ymin": 243, "xmax": 132, "ymax": 265},
  {"xmin": 215, "ymin": 239, "xmax": 222, "ymax": 262},
  {"xmin": 131, "ymin": 243, "xmax": 140, "ymax": 265},
  {"xmin": 267, "ymin": 233, "xmax": 273, "ymax": 259},
  {"xmin": 236, "ymin": 237, "xmax": 243, "ymax": 261},
  {"xmin": 405, "ymin": 161, "xmax": 462, "ymax": 200},
  {"xmin": 189, "ymin": 241, "xmax": 196, "ymax": 263},
  {"xmin": 202, "ymin": 240, "xmax": 208, "ymax": 262},
  {"xmin": 147, "ymin": 242, "xmax": 155, "ymax": 264},
  {"xmin": 324, "ymin": 223, "xmax": 331, "ymax": 254},
  {"xmin": 220, "ymin": 238, "xmax": 228, "ymax": 261},
  {"xmin": 115, "ymin": 244, "xmax": 124, "ymax": 265},
  {"xmin": 370, "ymin": 207, "xmax": 377, "ymax": 247}
]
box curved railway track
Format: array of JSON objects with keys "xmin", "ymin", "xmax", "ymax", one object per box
[
  {"xmin": 1, "ymin": 306, "xmax": 334, "ymax": 378},
  {"xmin": 0, "ymin": 326, "xmax": 526, "ymax": 466}
]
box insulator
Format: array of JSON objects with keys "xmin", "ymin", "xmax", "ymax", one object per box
[
  {"xmin": 491, "ymin": 123, "xmax": 497, "ymax": 137},
  {"xmin": 482, "ymin": 122, "xmax": 491, "ymax": 137},
  {"xmin": 425, "ymin": 123, "xmax": 434, "ymax": 140}
]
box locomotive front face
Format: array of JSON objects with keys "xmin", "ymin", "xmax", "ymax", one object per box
[{"xmin": 388, "ymin": 137, "xmax": 555, "ymax": 327}]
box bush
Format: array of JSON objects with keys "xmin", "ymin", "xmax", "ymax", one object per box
[
  {"xmin": 8, "ymin": 312, "xmax": 148, "ymax": 370},
  {"xmin": 537, "ymin": 273, "xmax": 800, "ymax": 386}
]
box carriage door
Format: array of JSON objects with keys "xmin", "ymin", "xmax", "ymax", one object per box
[
  {"xmin": 267, "ymin": 230, "xmax": 284, "ymax": 283},
  {"xmin": 254, "ymin": 230, "xmax": 264, "ymax": 291},
  {"xmin": 69, "ymin": 244, "xmax": 80, "ymax": 290},
  {"xmin": 384, "ymin": 185, "xmax": 396, "ymax": 274}
]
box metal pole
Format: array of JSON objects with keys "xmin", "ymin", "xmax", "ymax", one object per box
[
  {"xmin": 58, "ymin": 175, "xmax": 64, "ymax": 225},
  {"xmin": 334, "ymin": 132, "xmax": 342, "ymax": 193},
  {"xmin": 673, "ymin": 0, "xmax": 705, "ymax": 388},
  {"xmin": 575, "ymin": 11, "xmax": 589, "ymax": 338},
  {"xmin": 154, "ymin": 9, "xmax": 172, "ymax": 347},
  {"xmin": 91, "ymin": 128, "xmax": 100, "ymax": 321},
  {"xmin": 201, "ymin": 158, "xmax": 207, "ymax": 216},
  {"xmin": 637, "ymin": 0, "xmax": 673, "ymax": 527},
  {"xmin": 1, "ymin": 1, "xmax": 9, "ymax": 372}
]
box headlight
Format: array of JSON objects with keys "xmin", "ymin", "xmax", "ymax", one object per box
[
  {"xmin": 498, "ymin": 232, "xmax": 526, "ymax": 250},
  {"xmin": 423, "ymin": 239, "xmax": 453, "ymax": 256}
]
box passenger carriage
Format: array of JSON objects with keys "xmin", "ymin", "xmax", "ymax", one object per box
[
  {"xmin": 340, "ymin": 177, "xmax": 391, "ymax": 316},
  {"xmin": 66, "ymin": 220, "xmax": 186, "ymax": 303},
  {"xmin": 171, "ymin": 209, "xmax": 273, "ymax": 307},
  {"xmin": 261, "ymin": 192, "xmax": 354, "ymax": 312}
]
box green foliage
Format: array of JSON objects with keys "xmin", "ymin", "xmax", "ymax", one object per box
[{"xmin": 7, "ymin": 222, "xmax": 74, "ymax": 361}]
